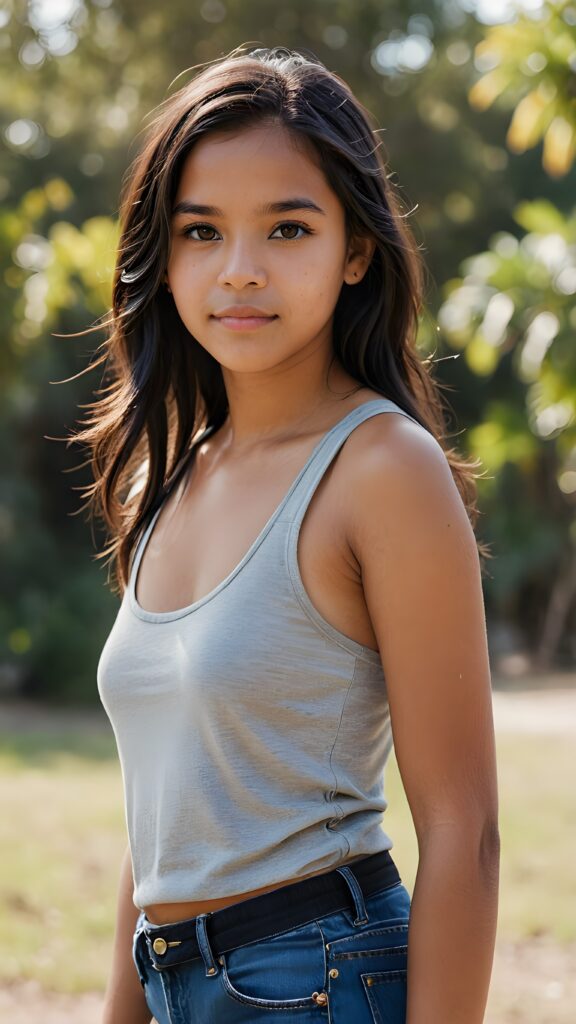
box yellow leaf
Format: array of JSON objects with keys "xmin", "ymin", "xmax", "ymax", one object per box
[
  {"xmin": 543, "ymin": 117, "xmax": 575, "ymax": 177},
  {"xmin": 507, "ymin": 90, "xmax": 549, "ymax": 152},
  {"xmin": 469, "ymin": 69, "xmax": 510, "ymax": 111}
]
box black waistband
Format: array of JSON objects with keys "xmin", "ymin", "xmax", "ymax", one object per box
[{"xmin": 139, "ymin": 849, "xmax": 401, "ymax": 970}]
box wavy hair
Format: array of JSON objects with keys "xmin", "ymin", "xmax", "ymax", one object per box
[{"xmin": 67, "ymin": 43, "xmax": 491, "ymax": 596}]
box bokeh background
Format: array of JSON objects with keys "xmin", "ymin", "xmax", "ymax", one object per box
[{"xmin": 1, "ymin": 1, "xmax": 575, "ymax": 1021}]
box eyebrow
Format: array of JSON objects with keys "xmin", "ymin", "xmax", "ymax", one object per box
[{"xmin": 171, "ymin": 197, "xmax": 326, "ymax": 218}]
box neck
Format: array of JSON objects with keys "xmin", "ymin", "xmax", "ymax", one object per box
[{"xmin": 219, "ymin": 353, "xmax": 364, "ymax": 455}]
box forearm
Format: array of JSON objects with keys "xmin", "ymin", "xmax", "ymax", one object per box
[
  {"xmin": 406, "ymin": 823, "xmax": 500, "ymax": 1024},
  {"xmin": 102, "ymin": 844, "xmax": 152, "ymax": 1024}
]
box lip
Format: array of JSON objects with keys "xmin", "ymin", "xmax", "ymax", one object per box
[
  {"xmin": 213, "ymin": 306, "xmax": 276, "ymax": 317},
  {"xmin": 211, "ymin": 306, "xmax": 278, "ymax": 332},
  {"xmin": 214, "ymin": 316, "xmax": 278, "ymax": 331}
]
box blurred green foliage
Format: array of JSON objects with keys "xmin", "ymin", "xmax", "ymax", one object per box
[
  {"xmin": 469, "ymin": 0, "xmax": 576, "ymax": 176},
  {"xmin": 1, "ymin": 0, "xmax": 575, "ymax": 702}
]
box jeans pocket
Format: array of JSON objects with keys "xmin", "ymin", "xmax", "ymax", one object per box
[
  {"xmin": 218, "ymin": 919, "xmax": 328, "ymax": 1010},
  {"xmin": 361, "ymin": 967, "xmax": 408, "ymax": 1024},
  {"xmin": 322, "ymin": 920, "xmax": 409, "ymax": 1023}
]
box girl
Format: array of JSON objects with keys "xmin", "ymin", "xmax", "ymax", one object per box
[{"xmin": 86, "ymin": 44, "xmax": 499, "ymax": 1024}]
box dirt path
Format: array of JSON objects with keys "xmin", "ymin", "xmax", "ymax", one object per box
[{"xmin": 491, "ymin": 687, "xmax": 576, "ymax": 734}]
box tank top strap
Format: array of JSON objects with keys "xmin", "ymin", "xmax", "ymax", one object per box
[{"xmin": 280, "ymin": 397, "xmax": 421, "ymax": 526}]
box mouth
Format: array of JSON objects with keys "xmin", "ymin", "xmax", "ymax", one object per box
[{"xmin": 211, "ymin": 315, "xmax": 278, "ymax": 331}]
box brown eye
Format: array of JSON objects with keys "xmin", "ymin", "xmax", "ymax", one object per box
[
  {"xmin": 272, "ymin": 222, "xmax": 312, "ymax": 240},
  {"xmin": 182, "ymin": 224, "xmax": 219, "ymax": 241}
]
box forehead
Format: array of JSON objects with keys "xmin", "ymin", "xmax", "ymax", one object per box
[{"xmin": 173, "ymin": 123, "xmax": 334, "ymax": 206}]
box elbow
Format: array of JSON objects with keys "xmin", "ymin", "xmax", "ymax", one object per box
[
  {"xmin": 417, "ymin": 814, "xmax": 500, "ymax": 868},
  {"xmin": 479, "ymin": 817, "xmax": 500, "ymax": 886}
]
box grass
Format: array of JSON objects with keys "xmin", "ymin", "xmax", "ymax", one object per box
[{"xmin": 0, "ymin": 723, "xmax": 573, "ymax": 993}]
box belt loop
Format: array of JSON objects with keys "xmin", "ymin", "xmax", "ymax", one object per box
[
  {"xmin": 335, "ymin": 865, "xmax": 369, "ymax": 925},
  {"xmin": 195, "ymin": 913, "xmax": 220, "ymax": 977}
]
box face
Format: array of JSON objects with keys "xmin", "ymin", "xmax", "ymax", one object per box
[{"xmin": 166, "ymin": 122, "xmax": 373, "ymax": 375}]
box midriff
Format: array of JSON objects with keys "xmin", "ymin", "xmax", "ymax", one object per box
[{"xmin": 142, "ymin": 854, "xmax": 368, "ymax": 925}]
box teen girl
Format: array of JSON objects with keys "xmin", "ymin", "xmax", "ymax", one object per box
[{"xmin": 89, "ymin": 45, "xmax": 499, "ymax": 1024}]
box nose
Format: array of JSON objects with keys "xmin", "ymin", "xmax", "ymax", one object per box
[{"xmin": 216, "ymin": 238, "xmax": 267, "ymax": 290}]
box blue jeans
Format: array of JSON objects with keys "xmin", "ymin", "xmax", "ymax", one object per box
[{"xmin": 132, "ymin": 870, "xmax": 411, "ymax": 1023}]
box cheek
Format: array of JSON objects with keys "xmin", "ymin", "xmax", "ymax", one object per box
[
  {"xmin": 294, "ymin": 256, "xmax": 345, "ymax": 305},
  {"xmin": 168, "ymin": 248, "xmax": 199, "ymax": 287},
  {"xmin": 169, "ymin": 266, "xmax": 210, "ymax": 324}
]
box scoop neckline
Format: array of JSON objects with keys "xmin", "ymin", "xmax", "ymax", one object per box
[{"xmin": 128, "ymin": 398, "xmax": 391, "ymax": 623}]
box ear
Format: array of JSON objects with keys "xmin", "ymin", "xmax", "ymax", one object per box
[{"xmin": 343, "ymin": 234, "xmax": 376, "ymax": 285}]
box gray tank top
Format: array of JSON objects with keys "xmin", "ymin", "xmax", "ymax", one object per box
[{"xmin": 97, "ymin": 398, "xmax": 421, "ymax": 908}]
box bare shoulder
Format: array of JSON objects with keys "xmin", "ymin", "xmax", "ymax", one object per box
[
  {"xmin": 344, "ymin": 403, "xmax": 445, "ymax": 465},
  {"xmin": 338, "ymin": 406, "xmax": 471, "ymax": 557}
]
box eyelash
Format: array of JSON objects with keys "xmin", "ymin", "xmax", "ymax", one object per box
[{"xmin": 180, "ymin": 221, "xmax": 315, "ymax": 242}]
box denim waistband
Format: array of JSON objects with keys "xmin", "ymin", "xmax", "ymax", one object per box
[{"xmin": 136, "ymin": 849, "xmax": 401, "ymax": 975}]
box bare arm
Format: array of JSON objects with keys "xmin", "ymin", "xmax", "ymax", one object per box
[
  {"xmin": 102, "ymin": 844, "xmax": 152, "ymax": 1024},
  {"xmin": 345, "ymin": 414, "xmax": 500, "ymax": 1024}
]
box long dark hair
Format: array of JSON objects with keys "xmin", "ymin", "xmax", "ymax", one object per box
[{"xmin": 66, "ymin": 43, "xmax": 491, "ymax": 596}]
